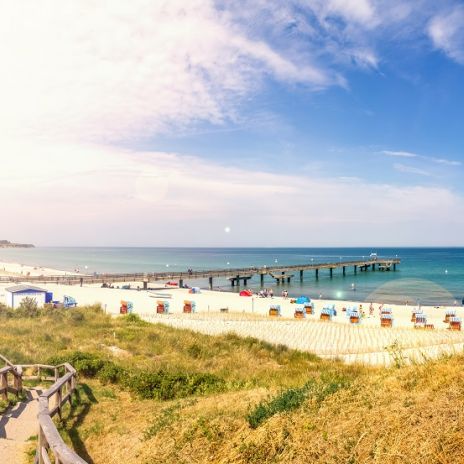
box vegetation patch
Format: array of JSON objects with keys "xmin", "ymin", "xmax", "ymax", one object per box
[{"xmin": 247, "ymin": 372, "xmax": 353, "ymax": 428}]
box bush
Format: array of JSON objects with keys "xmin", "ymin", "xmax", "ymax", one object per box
[
  {"xmin": 48, "ymin": 352, "xmax": 106, "ymax": 377},
  {"xmin": 247, "ymin": 384, "xmax": 311, "ymax": 429},
  {"xmin": 124, "ymin": 370, "xmax": 226, "ymax": 400},
  {"xmin": 16, "ymin": 297, "xmax": 39, "ymax": 317},
  {"xmin": 247, "ymin": 373, "xmax": 353, "ymax": 428},
  {"xmin": 98, "ymin": 363, "xmax": 125, "ymax": 385},
  {"xmin": 121, "ymin": 313, "xmax": 149, "ymax": 326}
]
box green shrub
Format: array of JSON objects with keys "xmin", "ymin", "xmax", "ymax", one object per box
[
  {"xmin": 247, "ymin": 384, "xmax": 310, "ymax": 429},
  {"xmin": 98, "ymin": 363, "xmax": 125, "ymax": 384},
  {"xmin": 124, "ymin": 370, "xmax": 226, "ymax": 400},
  {"xmin": 121, "ymin": 313, "xmax": 148, "ymax": 326},
  {"xmin": 48, "ymin": 352, "xmax": 106, "ymax": 377},
  {"xmin": 247, "ymin": 373, "xmax": 353, "ymax": 428},
  {"xmin": 16, "ymin": 297, "xmax": 39, "ymax": 317}
]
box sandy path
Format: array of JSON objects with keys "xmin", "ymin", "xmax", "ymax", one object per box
[{"xmin": 0, "ymin": 388, "xmax": 39, "ymax": 463}]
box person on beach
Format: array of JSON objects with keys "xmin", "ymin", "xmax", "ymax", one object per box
[
  {"xmin": 269, "ymin": 289, "xmax": 274, "ymax": 298},
  {"xmin": 369, "ymin": 302, "xmax": 374, "ymax": 316}
]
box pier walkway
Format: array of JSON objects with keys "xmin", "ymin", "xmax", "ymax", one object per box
[{"xmin": 0, "ymin": 258, "xmax": 400, "ymax": 289}]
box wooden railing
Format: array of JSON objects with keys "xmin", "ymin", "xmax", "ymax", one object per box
[
  {"xmin": 0, "ymin": 354, "xmax": 22, "ymax": 402},
  {"xmin": 0, "ymin": 354, "xmax": 85, "ymax": 463},
  {"xmin": 33, "ymin": 362, "xmax": 86, "ymax": 464}
]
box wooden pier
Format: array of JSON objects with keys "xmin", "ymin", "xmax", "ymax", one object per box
[{"xmin": 0, "ymin": 258, "xmax": 400, "ymax": 289}]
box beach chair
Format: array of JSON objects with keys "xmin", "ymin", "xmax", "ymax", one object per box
[
  {"xmin": 269, "ymin": 305, "xmax": 281, "ymax": 317},
  {"xmin": 320, "ymin": 308, "xmax": 333, "ymax": 321},
  {"xmin": 120, "ymin": 300, "xmax": 128, "ymax": 314},
  {"xmin": 348, "ymin": 311, "xmax": 360, "ymax": 324},
  {"xmin": 304, "ymin": 302, "xmax": 314, "ymax": 315},
  {"xmin": 63, "ymin": 295, "xmax": 77, "ymax": 308},
  {"xmin": 156, "ymin": 300, "xmax": 169, "ymax": 314},
  {"xmin": 444, "ymin": 310, "xmax": 456, "ymax": 323},
  {"xmin": 183, "ymin": 300, "xmax": 196, "ymax": 313},
  {"xmin": 380, "ymin": 314, "xmax": 393, "ymax": 328},
  {"xmin": 411, "ymin": 309, "xmax": 422, "ymax": 323},
  {"xmin": 294, "ymin": 306, "xmax": 306, "ymax": 319},
  {"xmin": 414, "ymin": 314, "xmax": 427, "ymax": 329},
  {"xmin": 449, "ymin": 317, "xmax": 461, "ymax": 331}
]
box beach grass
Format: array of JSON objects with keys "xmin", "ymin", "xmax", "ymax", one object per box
[{"xmin": 2, "ymin": 305, "xmax": 464, "ymax": 463}]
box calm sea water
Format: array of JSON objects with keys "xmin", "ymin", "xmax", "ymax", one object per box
[{"xmin": 0, "ymin": 247, "xmax": 463, "ymax": 305}]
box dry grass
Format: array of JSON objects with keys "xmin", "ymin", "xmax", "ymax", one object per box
[{"xmin": 2, "ymin": 306, "xmax": 464, "ymax": 464}]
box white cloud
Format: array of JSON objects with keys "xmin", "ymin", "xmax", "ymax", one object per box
[
  {"xmin": 0, "ymin": 0, "xmax": 340, "ymax": 143},
  {"xmin": 1, "ymin": 140, "xmax": 464, "ymax": 246},
  {"xmin": 393, "ymin": 163, "xmax": 431, "ymax": 176},
  {"xmin": 383, "ymin": 150, "xmax": 418, "ymax": 158},
  {"xmin": 383, "ymin": 150, "xmax": 461, "ymax": 166},
  {"xmin": 429, "ymin": 5, "xmax": 464, "ymax": 63}
]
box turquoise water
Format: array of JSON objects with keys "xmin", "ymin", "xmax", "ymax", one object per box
[{"xmin": 0, "ymin": 247, "xmax": 463, "ymax": 305}]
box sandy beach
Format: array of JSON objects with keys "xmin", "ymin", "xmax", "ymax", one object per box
[
  {"xmin": 0, "ymin": 260, "xmax": 75, "ymax": 277},
  {"xmin": 1, "ymin": 257, "xmax": 464, "ymax": 367}
]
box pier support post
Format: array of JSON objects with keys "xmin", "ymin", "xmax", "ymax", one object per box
[
  {"xmin": 393, "ymin": 263, "xmax": 397, "ymax": 271},
  {"xmin": 244, "ymin": 278, "xmax": 248, "ymax": 286},
  {"xmin": 143, "ymin": 281, "xmax": 148, "ymax": 290},
  {"xmin": 372, "ymin": 264, "xmax": 375, "ymax": 271},
  {"xmin": 287, "ymin": 277, "xmax": 291, "ymax": 283},
  {"xmin": 315, "ymin": 269, "xmax": 319, "ymax": 279},
  {"xmin": 209, "ymin": 277, "xmax": 213, "ymax": 290},
  {"xmin": 330, "ymin": 268, "xmax": 333, "ymax": 278},
  {"xmin": 300, "ymin": 269, "xmax": 303, "ymax": 281},
  {"xmin": 354, "ymin": 265, "xmax": 357, "ymax": 274},
  {"xmin": 260, "ymin": 274, "xmax": 264, "ymax": 285},
  {"xmin": 179, "ymin": 279, "xmax": 183, "ymax": 288},
  {"xmin": 231, "ymin": 279, "xmax": 235, "ymax": 287},
  {"xmin": 236, "ymin": 275, "xmax": 240, "ymax": 286},
  {"xmin": 80, "ymin": 277, "xmax": 83, "ymax": 287},
  {"xmin": 343, "ymin": 266, "xmax": 346, "ymax": 276}
]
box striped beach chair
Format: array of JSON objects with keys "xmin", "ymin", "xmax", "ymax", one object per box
[
  {"xmin": 414, "ymin": 314, "xmax": 427, "ymax": 329},
  {"xmin": 294, "ymin": 306, "xmax": 306, "ymax": 319},
  {"xmin": 304, "ymin": 302, "xmax": 314, "ymax": 315},
  {"xmin": 348, "ymin": 310, "xmax": 360, "ymax": 324},
  {"xmin": 269, "ymin": 305, "xmax": 281, "ymax": 317},
  {"xmin": 449, "ymin": 316, "xmax": 461, "ymax": 331},
  {"xmin": 156, "ymin": 300, "xmax": 169, "ymax": 314},
  {"xmin": 380, "ymin": 313, "xmax": 393, "ymax": 328},
  {"xmin": 183, "ymin": 300, "xmax": 196, "ymax": 313}
]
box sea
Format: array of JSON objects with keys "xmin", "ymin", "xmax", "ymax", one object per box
[{"xmin": 0, "ymin": 247, "xmax": 463, "ymax": 305}]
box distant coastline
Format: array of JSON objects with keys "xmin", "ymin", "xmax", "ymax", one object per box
[{"xmin": 0, "ymin": 240, "xmax": 34, "ymax": 248}]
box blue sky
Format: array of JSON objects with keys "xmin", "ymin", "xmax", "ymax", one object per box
[{"xmin": 1, "ymin": 0, "xmax": 464, "ymax": 246}]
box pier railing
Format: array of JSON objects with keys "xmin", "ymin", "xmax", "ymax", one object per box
[{"xmin": 0, "ymin": 258, "xmax": 400, "ymax": 286}]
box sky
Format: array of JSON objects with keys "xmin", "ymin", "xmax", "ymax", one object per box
[{"xmin": 1, "ymin": 0, "xmax": 464, "ymax": 247}]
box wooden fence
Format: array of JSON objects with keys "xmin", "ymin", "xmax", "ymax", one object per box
[{"xmin": 0, "ymin": 354, "xmax": 85, "ymax": 463}]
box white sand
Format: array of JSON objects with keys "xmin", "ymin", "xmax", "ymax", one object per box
[
  {"xmin": 1, "ymin": 280, "xmax": 464, "ymax": 366},
  {"xmin": 0, "ymin": 260, "xmax": 72, "ymax": 277}
]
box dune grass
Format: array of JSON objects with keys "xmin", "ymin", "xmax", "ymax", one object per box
[{"xmin": 2, "ymin": 305, "xmax": 464, "ymax": 463}]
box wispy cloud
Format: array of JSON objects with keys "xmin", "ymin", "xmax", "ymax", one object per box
[
  {"xmin": 383, "ymin": 150, "xmax": 418, "ymax": 159},
  {"xmin": 2, "ymin": 140, "xmax": 464, "ymax": 245},
  {"xmin": 383, "ymin": 150, "xmax": 461, "ymax": 166},
  {"xmin": 393, "ymin": 163, "xmax": 432, "ymax": 177},
  {"xmin": 0, "ymin": 0, "xmax": 344, "ymax": 143}
]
